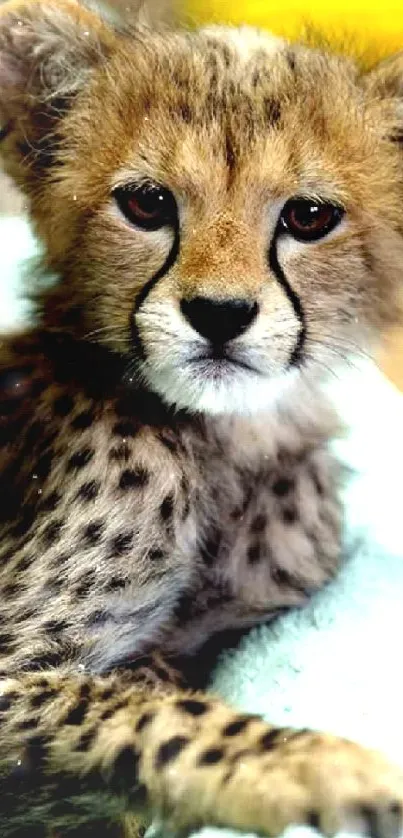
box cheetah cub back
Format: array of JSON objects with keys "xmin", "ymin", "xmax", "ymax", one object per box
[{"xmin": 0, "ymin": 1, "xmax": 402, "ymax": 836}]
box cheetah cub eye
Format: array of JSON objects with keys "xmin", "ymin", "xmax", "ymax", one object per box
[
  {"xmin": 113, "ymin": 183, "xmax": 178, "ymax": 232},
  {"xmin": 279, "ymin": 199, "xmax": 344, "ymax": 242}
]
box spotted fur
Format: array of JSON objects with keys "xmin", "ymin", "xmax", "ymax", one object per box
[{"xmin": 0, "ymin": 1, "xmax": 403, "ymax": 836}]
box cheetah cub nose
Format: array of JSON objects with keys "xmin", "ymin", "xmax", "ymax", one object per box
[{"xmin": 180, "ymin": 297, "xmax": 259, "ymax": 344}]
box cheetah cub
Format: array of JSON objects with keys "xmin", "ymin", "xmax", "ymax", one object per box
[{"xmin": 0, "ymin": 0, "xmax": 403, "ymax": 835}]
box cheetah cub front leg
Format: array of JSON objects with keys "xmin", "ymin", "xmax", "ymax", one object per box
[{"xmin": 0, "ymin": 672, "xmax": 402, "ymax": 838}]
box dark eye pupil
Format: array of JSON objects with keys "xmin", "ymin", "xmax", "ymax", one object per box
[
  {"xmin": 293, "ymin": 203, "xmax": 320, "ymax": 227},
  {"xmin": 135, "ymin": 188, "xmax": 165, "ymax": 216}
]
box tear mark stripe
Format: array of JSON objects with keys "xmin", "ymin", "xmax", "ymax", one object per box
[{"xmin": 268, "ymin": 236, "xmax": 306, "ymax": 367}]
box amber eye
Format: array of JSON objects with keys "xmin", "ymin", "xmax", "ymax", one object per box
[
  {"xmin": 280, "ymin": 198, "xmax": 344, "ymax": 242},
  {"xmin": 114, "ymin": 183, "xmax": 177, "ymax": 230}
]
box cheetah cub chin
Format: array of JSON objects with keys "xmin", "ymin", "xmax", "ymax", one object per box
[{"xmin": 0, "ymin": 1, "xmax": 402, "ymax": 836}]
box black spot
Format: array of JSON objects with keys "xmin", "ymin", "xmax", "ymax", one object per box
[
  {"xmin": 200, "ymin": 529, "xmax": 222, "ymax": 566},
  {"xmin": 270, "ymin": 567, "xmax": 309, "ymax": 594},
  {"xmin": 198, "ymin": 747, "xmax": 224, "ymax": 766},
  {"xmin": 179, "ymin": 102, "xmax": 192, "ymax": 123},
  {"xmin": 76, "ymin": 727, "xmax": 97, "ymax": 752},
  {"xmin": 76, "ymin": 480, "xmax": 99, "ymax": 502},
  {"xmin": 83, "ymin": 520, "xmax": 104, "ymax": 545},
  {"xmin": 136, "ymin": 712, "xmax": 154, "ymax": 732},
  {"xmin": 35, "ymin": 678, "xmax": 50, "ymax": 690},
  {"xmin": 101, "ymin": 687, "xmax": 114, "ymax": 701},
  {"xmin": 113, "ymin": 420, "xmax": 138, "ymax": 438},
  {"xmin": 25, "ymin": 650, "xmax": 64, "ymax": 671},
  {"xmin": 0, "ymin": 632, "xmax": 14, "ymax": 653},
  {"xmin": 67, "ymin": 448, "xmax": 94, "ymax": 471},
  {"xmin": 155, "ymin": 735, "xmax": 189, "ymax": 769},
  {"xmin": 30, "ymin": 689, "xmax": 56, "ymax": 709},
  {"xmin": 119, "ymin": 468, "xmax": 148, "ymax": 490},
  {"xmin": 111, "ymin": 745, "xmax": 140, "ymax": 792},
  {"xmin": 160, "ymin": 494, "xmax": 174, "ymax": 523},
  {"xmin": 109, "ymin": 532, "xmax": 133, "ymax": 555},
  {"xmin": 17, "ymin": 717, "xmax": 38, "ymax": 731},
  {"xmin": 222, "ymin": 717, "xmax": 250, "ymax": 737},
  {"xmin": 75, "ymin": 570, "xmax": 96, "ymax": 596},
  {"xmin": 15, "ymin": 553, "xmax": 34, "ymax": 573},
  {"xmin": 153, "ymin": 665, "xmax": 172, "ymax": 683},
  {"xmin": 0, "ymin": 691, "xmax": 18, "ymax": 713},
  {"xmin": 106, "ymin": 576, "xmax": 126, "ymax": 592},
  {"xmin": 100, "ymin": 706, "xmax": 116, "ymax": 722},
  {"xmin": 2, "ymin": 583, "xmax": 19, "ymax": 599},
  {"xmin": 273, "ymin": 477, "xmax": 294, "ymax": 497},
  {"xmin": 247, "ymin": 542, "xmax": 261, "ymax": 564},
  {"xmin": 44, "ymin": 618, "xmax": 68, "ymax": 635},
  {"xmin": 79, "ymin": 683, "xmax": 91, "ymax": 700},
  {"xmin": 64, "ymin": 699, "xmax": 89, "ymax": 726},
  {"xmin": 282, "ymin": 507, "xmax": 297, "ymax": 525},
  {"xmin": 264, "ymin": 97, "xmax": 281, "ymax": 124},
  {"xmin": 250, "ymin": 514, "xmax": 267, "ymax": 534},
  {"xmin": 149, "ymin": 548, "xmax": 164, "ymax": 561},
  {"xmin": 108, "ymin": 444, "xmax": 131, "ymax": 462},
  {"xmin": 71, "ymin": 410, "xmax": 94, "ymax": 430},
  {"xmin": 260, "ymin": 729, "xmax": 281, "ymax": 750},
  {"xmin": 176, "ymin": 699, "xmax": 208, "ymax": 717},
  {"xmin": 42, "ymin": 519, "xmax": 64, "ymax": 545},
  {"xmin": 40, "ymin": 490, "xmax": 61, "ymax": 512},
  {"xmin": 53, "ymin": 394, "xmax": 74, "ymax": 417}
]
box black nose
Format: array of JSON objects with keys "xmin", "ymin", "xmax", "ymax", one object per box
[{"xmin": 180, "ymin": 297, "xmax": 259, "ymax": 344}]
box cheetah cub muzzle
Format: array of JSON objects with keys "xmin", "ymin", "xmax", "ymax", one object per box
[{"xmin": 0, "ymin": 1, "xmax": 403, "ymax": 836}]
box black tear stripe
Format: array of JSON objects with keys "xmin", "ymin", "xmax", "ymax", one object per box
[
  {"xmin": 268, "ymin": 236, "xmax": 306, "ymax": 367},
  {"xmin": 0, "ymin": 122, "xmax": 12, "ymax": 143},
  {"xmin": 131, "ymin": 223, "xmax": 181, "ymax": 360}
]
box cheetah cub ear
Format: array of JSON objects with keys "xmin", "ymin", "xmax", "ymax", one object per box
[
  {"xmin": 363, "ymin": 52, "xmax": 403, "ymax": 146},
  {"xmin": 0, "ymin": 0, "xmax": 116, "ymax": 183}
]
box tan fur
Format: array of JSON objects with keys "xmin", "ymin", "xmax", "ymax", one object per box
[{"xmin": 0, "ymin": 1, "xmax": 403, "ymax": 835}]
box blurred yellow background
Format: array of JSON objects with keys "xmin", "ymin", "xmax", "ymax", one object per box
[{"xmin": 183, "ymin": 0, "xmax": 403, "ymax": 67}]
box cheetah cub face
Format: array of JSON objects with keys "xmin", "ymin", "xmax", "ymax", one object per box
[{"xmin": 1, "ymin": 2, "xmax": 403, "ymax": 414}]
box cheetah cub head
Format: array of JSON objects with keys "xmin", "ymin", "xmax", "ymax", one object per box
[{"xmin": 0, "ymin": 0, "xmax": 403, "ymax": 414}]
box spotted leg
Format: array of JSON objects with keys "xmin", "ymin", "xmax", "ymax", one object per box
[{"xmin": 0, "ymin": 670, "xmax": 402, "ymax": 838}]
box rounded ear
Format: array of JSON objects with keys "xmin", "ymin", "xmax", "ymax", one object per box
[
  {"xmin": 0, "ymin": 0, "xmax": 115, "ymax": 183},
  {"xmin": 363, "ymin": 52, "xmax": 403, "ymax": 144}
]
